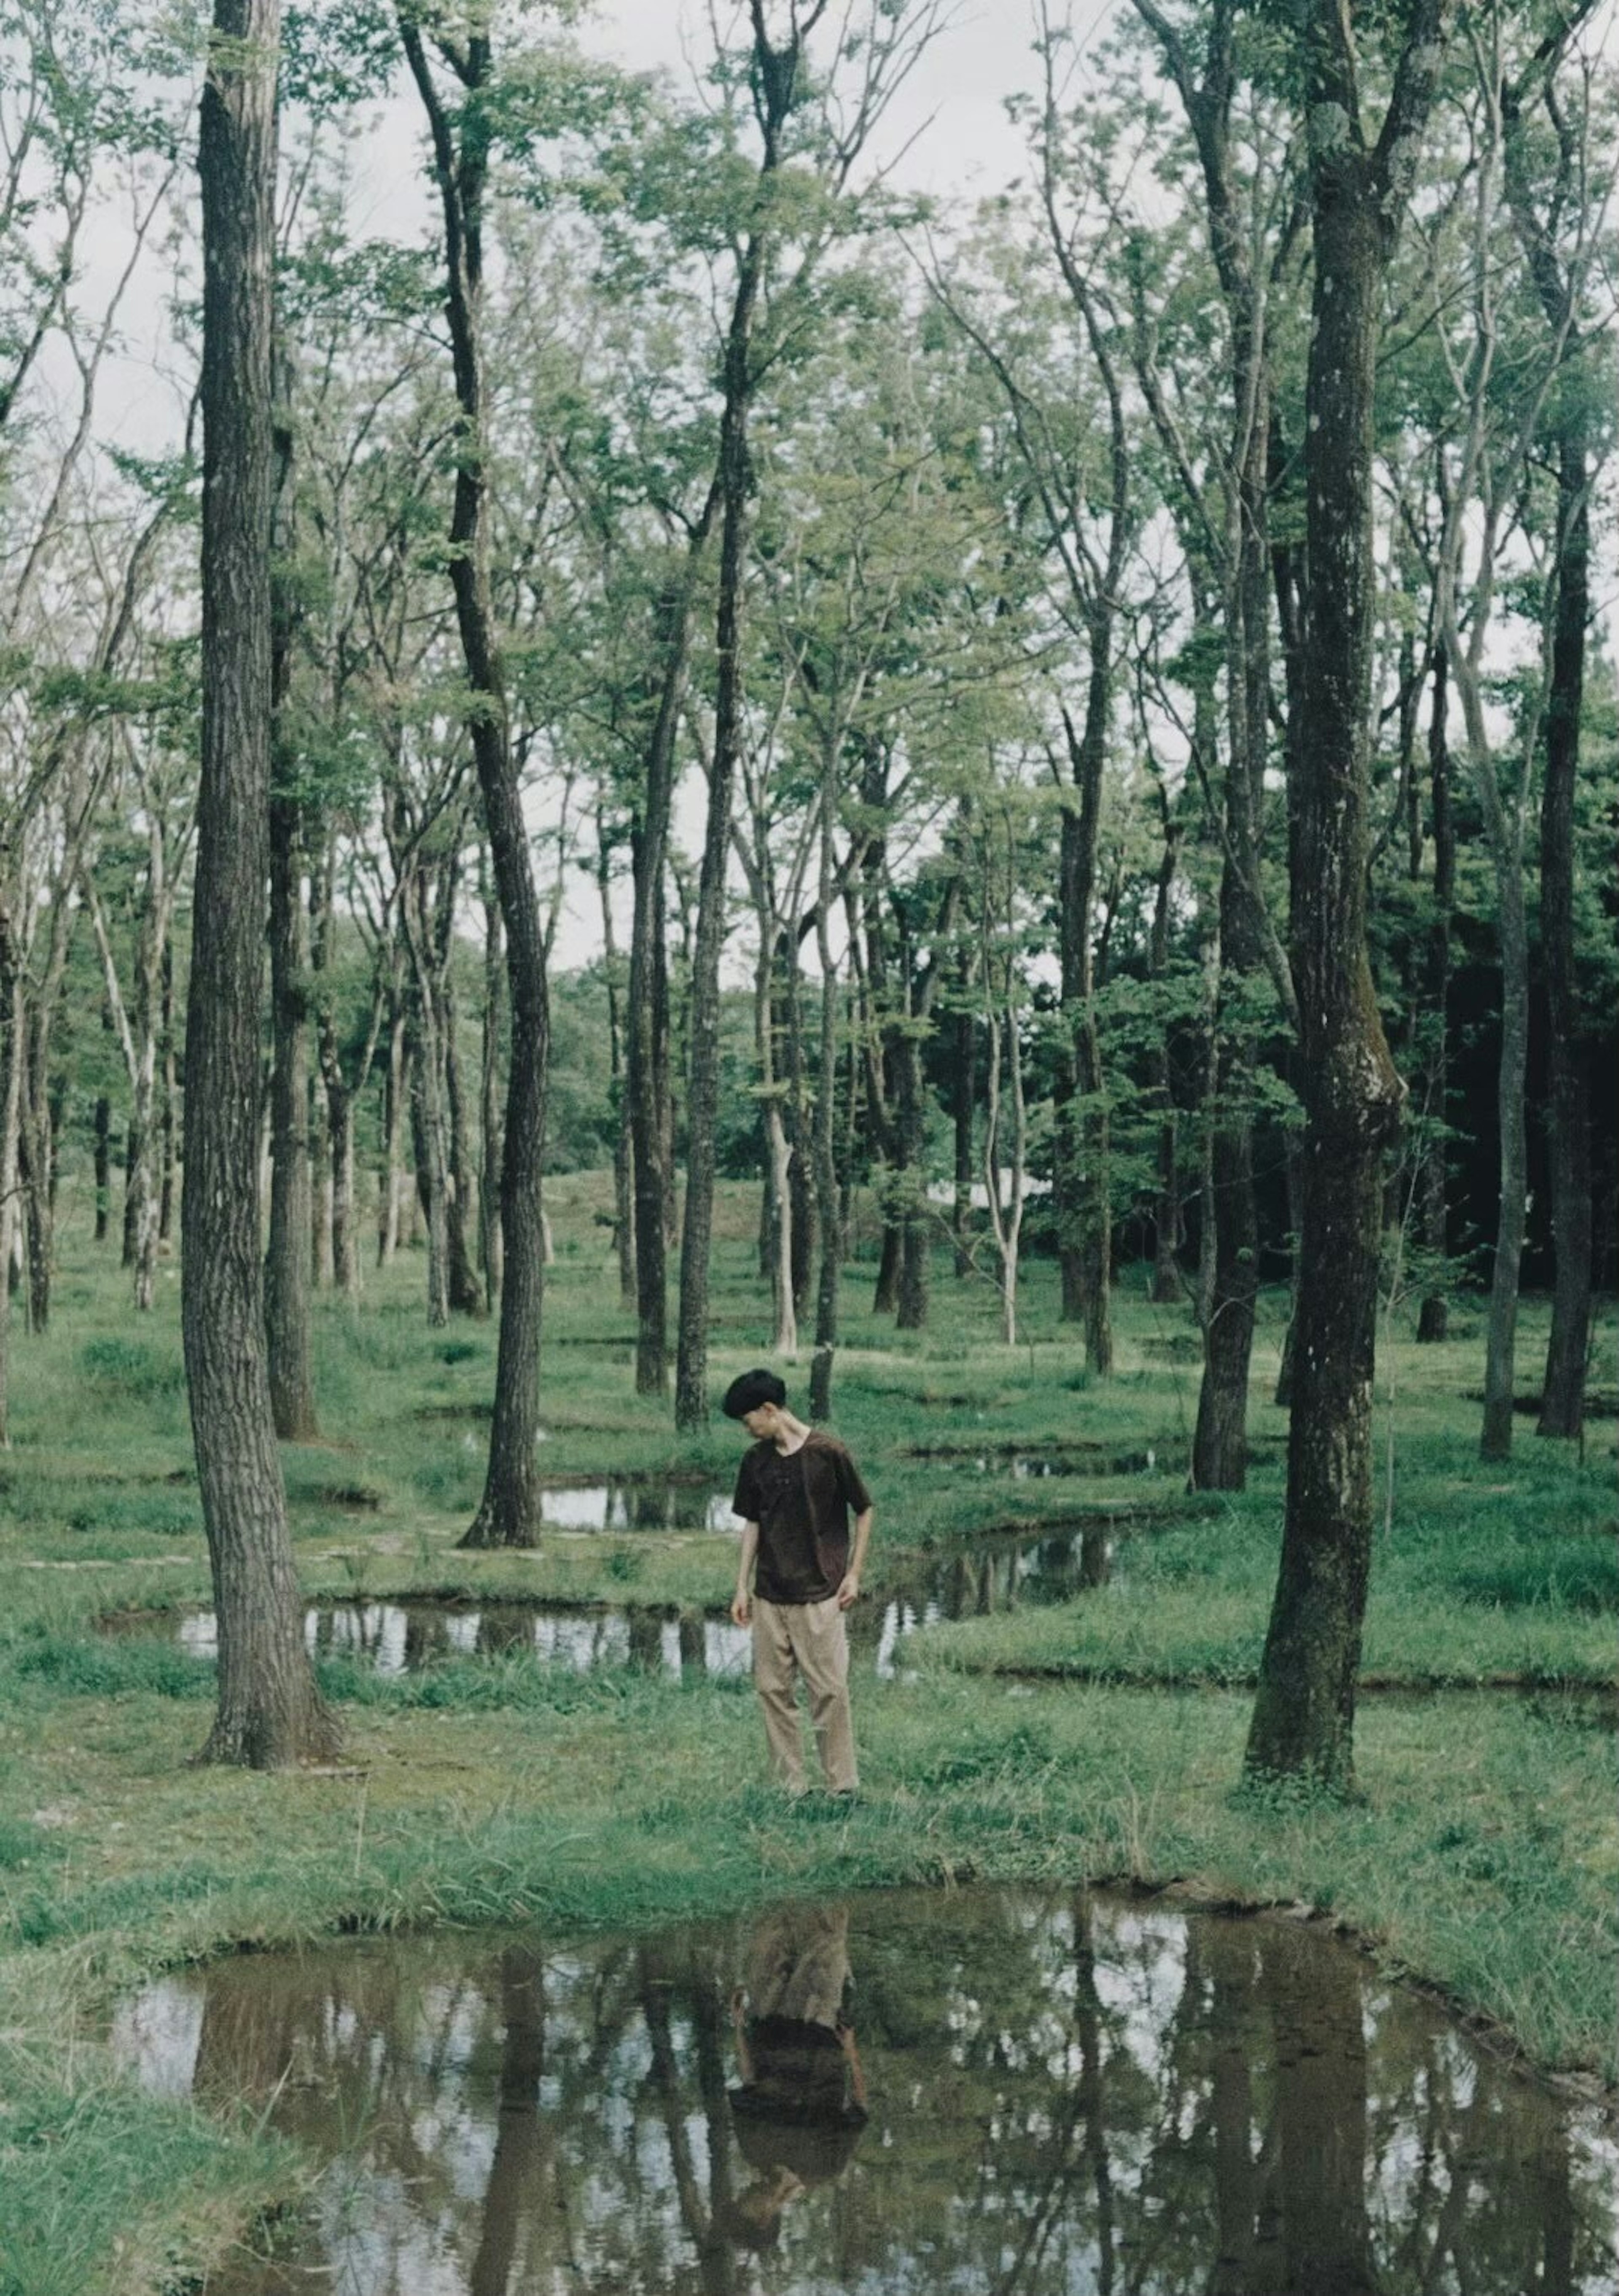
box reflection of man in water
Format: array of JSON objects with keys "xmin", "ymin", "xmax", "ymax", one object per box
[{"xmin": 718, "ymin": 1905, "xmax": 869, "ymax": 2252}]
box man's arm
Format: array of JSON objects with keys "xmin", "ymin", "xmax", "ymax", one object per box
[
  {"xmin": 732, "ymin": 1521, "xmax": 759, "ymax": 1626},
  {"xmin": 837, "ymin": 1507, "xmax": 873, "ymax": 1610}
]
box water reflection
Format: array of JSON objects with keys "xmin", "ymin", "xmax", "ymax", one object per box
[
  {"xmin": 540, "ymin": 1477, "xmax": 736, "ymax": 1533},
  {"xmin": 115, "ymin": 1888, "xmax": 1615, "ymax": 2296},
  {"xmin": 723, "ymin": 1905, "xmax": 867, "ymax": 2253},
  {"xmin": 127, "ymin": 1528, "xmax": 1115, "ymax": 1685}
]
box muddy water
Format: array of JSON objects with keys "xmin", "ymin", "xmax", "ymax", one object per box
[
  {"xmin": 113, "ymin": 1886, "xmax": 1616, "ymax": 2296},
  {"xmin": 111, "ymin": 1528, "xmax": 1111, "ymax": 1683}
]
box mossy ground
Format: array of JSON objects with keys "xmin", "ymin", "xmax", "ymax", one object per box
[{"xmin": 1, "ymin": 1176, "xmax": 1614, "ymax": 2294}]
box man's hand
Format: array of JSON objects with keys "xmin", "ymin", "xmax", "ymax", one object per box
[
  {"xmin": 836, "ymin": 1570, "xmax": 861, "ymax": 1610},
  {"xmin": 731, "ymin": 1587, "xmax": 751, "ymax": 1628}
]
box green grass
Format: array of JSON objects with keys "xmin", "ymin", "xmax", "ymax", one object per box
[{"xmin": 0, "ymin": 1173, "xmax": 1614, "ymax": 2296}]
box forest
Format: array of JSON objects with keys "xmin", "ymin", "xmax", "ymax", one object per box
[{"xmin": 0, "ymin": 0, "xmax": 1614, "ymax": 2290}]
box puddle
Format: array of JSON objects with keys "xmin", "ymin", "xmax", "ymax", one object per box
[
  {"xmin": 537, "ymin": 1477, "xmax": 736, "ymax": 1533},
  {"xmin": 102, "ymin": 1530, "xmax": 1114, "ymax": 1684},
  {"xmin": 112, "ymin": 1885, "xmax": 1616, "ymax": 2296},
  {"xmin": 907, "ymin": 1442, "xmax": 1170, "ymax": 1477}
]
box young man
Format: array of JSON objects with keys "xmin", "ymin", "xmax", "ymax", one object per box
[{"xmin": 724, "ymin": 1369, "xmax": 873, "ymax": 1797}]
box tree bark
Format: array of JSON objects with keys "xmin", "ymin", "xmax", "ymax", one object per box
[
  {"xmin": 479, "ymin": 856, "xmax": 505, "ymax": 1305},
  {"xmin": 439, "ymin": 885, "xmax": 485, "ymax": 1319},
  {"xmin": 188, "ymin": 0, "xmax": 338, "ymax": 1767},
  {"xmin": 265, "ymin": 395, "xmax": 318, "ymax": 1435},
  {"xmin": 952, "ymin": 994, "xmax": 975, "ymax": 1279},
  {"xmin": 1415, "ymin": 645, "xmax": 1454, "ymax": 1343},
  {"xmin": 403, "ymin": 890, "xmax": 452, "ymax": 1329},
  {"xmin": 0, "ymin": 946, "xmax": 22, "ymax": 1448},
  {"xmin": 1142, "ymin": 779, "xmax": 1182, "ymax": 1305},
  {"xmin": 94, "ymin": 1085, "xmax": 111, "ymax": 1243},
  {"xmin": 158, "ymin": 939, "xmax": 177, "ymax": 1244},
  {"xmin": 809, "ymin": 791, "xmax": 842, "ymax": 1421},
  {"xmin": 1059, "ymin": 689, "xmax": 1112, "ymax": 1375},
  {"xmin": 627, "ymin": 528, "xmax": 713, "ymax": 1394},
  {"xmin": 1534, "ymin": 411, "xmax": 1592, "ymax": 1436},
  {"xmin": 1245, "ymin": 4, "xmax": 1447, "ymax": 1788},
  {"xmin": 378, "ymin": 959, "xmax": 406, "ymax": 1267},
  {"xmin": 399, "ymin": 17, "xmax": 551, "ymax": 1547}
]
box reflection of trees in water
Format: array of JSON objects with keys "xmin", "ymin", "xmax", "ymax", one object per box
[
  {"xmin": 677, "ymin": 1614, "xmax": 707, "ymax": 1677},
  {"xmin": 163, "ymin": 1894, "xmax": 1608, "ymax": 2296},
  {"xmin": 403, "ymin": 1606, "xmax": 452, "ymax": 1666},
  {"xmin": 468, "ymin": 1948, "xmax": 544, "ymax": 2296},
  {"xmin": 627, "ymin": 1609, "xmax": 664, "ymax": 1672},
  {"xmin": 474, "ymin": 1607, "xmax": 532, "ymax": 1658}
]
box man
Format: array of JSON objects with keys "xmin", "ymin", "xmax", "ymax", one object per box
[{"xmin": 724, "ymin": 1368, "xmax": 873, "ymax": 1797}]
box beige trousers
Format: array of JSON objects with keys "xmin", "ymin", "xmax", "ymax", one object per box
[{"xmin": 752, "ymin": 1595, "xmax": 858, "ymax": 1794}]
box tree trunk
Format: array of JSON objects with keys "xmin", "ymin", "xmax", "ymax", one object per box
[
  {"xmin": 406, "ymin": 958, "xmax": 452, "ymax": 1329},
  {"xmin": 158, "ymin": 937, "xmax": 177, "ymax": 1244},
  {"xmin": 783, "ymin": 957, "xmax": 815, "ymax": 1316},
  {"xmin": 893, "ymin": 1015, "xmax": 930, "ymax": 1332},
  {"xmin": 442, "ymin": 960, "xmax": 484, "ymax": 1318},
  {"xmin": 398, "ymin": 20, "xmax": 551, "ymax": 1547},
  {"xmin": 17, "ymin": 1063, "xmax": 53, "ymax": 1334},
  {"xmin": 627, "ymin": 530, "xmax": 713, "ymax": 1393},
  {"xmin": 326, "ymin": 1071, "xmax": 357, "ymax": 1298},
  {"xmin": 1477, "ymin": 803, "xmax": 1530, "ymax": 1462},
  {"xmin": 675, "ymin": 234, "xmax": 770, "ymax": 1430},
  {"xmin": 0, "ymin": 963, "xmax": 22, "ymax": 1447},
  {"xmin": 1194, "ymin": 856, "xmax": 1261, "ymax": 1484},
  {"xmin": 675, "ymin": 14, "xmax": 811, "ymax": 1429},
  {"xmin": 1060, "ymin": 678, "xmax": 1112, "ymax": 1375},
  {"xmin": 378, "ymin": 971, "xmax": 406, "ymax": 1267},
  {"xmin": 480, "ymin": 859, "xmax": 505, "ymax": 1305},
  {"xmin": 952, "ymin": 998, "xmax": 974, "ymax": 1278},
  {"xmin": 759, "ymin": 961, "xmax": 796, "ymax": 1360},
  {"xmin": 1245, "ymin": 17, "xmax": 1444, "ymax": 1785},
  {"xmin": 1148, "ymin": 812, "xmax": 1181, "ymax": 1303},
  {"xmin": 188, "ymin": 0, "xmax": 337, "ymax": 1767},
  {"xmin": 809, "ymin": 816, "xmax": 842, "ymax": 1421},
  {"xmin": 1536, "ymin": 420, "xmax": 1591, "ymax": 1437},
  {"xmin": 123, "ymin": 1119, "xmax": 141, "ymax": 1267},
  {"xmin": 94, "ymin": 1087, "xmax": 111, "ymax": 1243},
  {"xmin": 1415, "ymin": 645, "xmax": 1454, "ymax": 1343},
  {"xmin": 265, "ymin": 627, "xmax": 318, "ymax": 1435}
]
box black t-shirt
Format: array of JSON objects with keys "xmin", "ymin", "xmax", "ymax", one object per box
[{"xmin": 733, "ymin": 1432, "xmax": 871, "ymax": 1605}]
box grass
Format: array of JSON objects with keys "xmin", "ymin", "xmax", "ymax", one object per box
[{"xmin": 0, "ymin": 1172, "xmax": 1614, "ymax": 2295}]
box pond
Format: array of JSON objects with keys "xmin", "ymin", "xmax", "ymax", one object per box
[
  {"xmin": 105, "ymin": 1528, "xmax": 1114, "ymax": 1684},
  {"xmin": 113, "ymin": 1885, "xmax": 1616, "ymax": 2295}
]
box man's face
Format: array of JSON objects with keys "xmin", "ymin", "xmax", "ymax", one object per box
[{"xmin": 741, "ymin": 1403, "xmax": 781, "ymax": 1441}]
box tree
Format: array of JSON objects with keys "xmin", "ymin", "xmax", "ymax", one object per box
[
  {"xmin": 264, "ymin": 346, "xmax": 318, "ymax": 1434},
  {"xmin": 187, "ymin": 0, "xmax": 338, "ymax": 1767},
  {"xmin": 1127, "ymin": 0, "xmax": 1302, "ymax": 1486},
  {"xmin": 1245, "ymin": 0, "xmax": 1453, "ymax": 1792},
  {"xmin": 398, "ymin": 4, "xmax": 553, "ymax": 1545},
  {"xmin": 1501, "ymin": 18, "xmax": 1608, "ymax": 1439},
  {"xmin": 673, "ymin": 0, "xmax": 946, "ymax": 1427}
]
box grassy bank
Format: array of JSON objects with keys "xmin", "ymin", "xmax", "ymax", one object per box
[{"xmin": 0, "ymin": 1177, "xmax": 1614, "ymax": 2294}]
